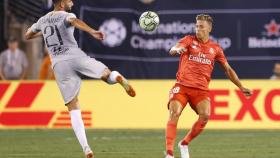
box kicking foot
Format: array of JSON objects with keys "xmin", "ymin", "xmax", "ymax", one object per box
[
  {"xmin": 84, "ymin": 146, "xmax": 94, "ymax": 158},
  {"xmin": 116, "ymin": 75, "xmax": 136, "ymax": 97},
  {"xmin": 178, "ymin": 141, "xmax": 190, "ymax": 158}
]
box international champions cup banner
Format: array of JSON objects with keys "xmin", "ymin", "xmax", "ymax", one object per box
[
  {"xmin": 0, "ymin": 80, "xmax": 279, "ymax": 129},
  {"xmin": 72, "ymin": 0, "xmax": 280, "ymax": 79}
]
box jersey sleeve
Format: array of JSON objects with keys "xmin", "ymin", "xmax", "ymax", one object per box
[
  {"xmin": 177, "ymin": 35, "xmax": 192, "ymax": 48},
  {"xmin": 65, "ymin": 13, "xmax": 77, "ymax": 23},
  {"xmin": 30, "ymin": 20, "xmax": 41, "ymax": 33},
  {"xmin": 215, "ymin": 46, "xmax": 227, "ymax": 65}
]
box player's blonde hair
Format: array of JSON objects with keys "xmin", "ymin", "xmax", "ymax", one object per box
[{"xmin": 196, "ymin": 14, "xmax": 213, "ymax": 26}]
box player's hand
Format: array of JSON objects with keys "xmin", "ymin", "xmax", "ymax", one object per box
[
  {"xmin": 240, "ymin": 87, "xmax": 252, "ymax": 96},
  {"xmin": 91, "ymin": 31, "xmax": 105, "ymax": 40},
  {"xmin": 169, "ymin": 47, "xmax": 186, "ymax": 56}
]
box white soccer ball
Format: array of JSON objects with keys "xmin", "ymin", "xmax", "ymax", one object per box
[{"xmin": 139, "ymin": 11, "xmax": 160, "ymax": 31}]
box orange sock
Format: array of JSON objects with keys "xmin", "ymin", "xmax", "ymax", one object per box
[
  {"xmin": 181, "ymin": 119, "xmax": 207, "ymax": 145},
  {"xmin": 166, "ymin": 121, "xmax": 177, "ymax": 156}
]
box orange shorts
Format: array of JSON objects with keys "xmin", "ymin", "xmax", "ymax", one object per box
[{"xmin": 168, "ymin": 83, "xmax": 210, "ymax": 110}]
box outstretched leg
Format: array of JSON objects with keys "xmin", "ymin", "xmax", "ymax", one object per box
[
  {"xmin": 101, "ymin": 69, "xmax": 136, "ymax": 97},
  {"xmin": 178, "ymin": 99, "xmax": 210, "ymax": 158},
  {"xmin": 165, "ymin": 100, "xmax": 184, "ymax": 158},
  {"xmin": 67, "ymin": 96, "xmax": 93, "ymax": 158}
]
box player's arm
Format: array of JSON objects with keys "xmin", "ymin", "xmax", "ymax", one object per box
[
  {"xmin": 68, "ymin": 18, "xmax": 105, "ymax": 40},
  {"xmin": 25, "ymin": 29, "xmax": 42, "ymax": 40},
  {"xmin": 169, "ymin": 36, "xmax": 191, "ymax": 56},
  {"xmin": 25, "ymin": 22, "xmax": 42, "ymax": 40},
  {"xmin": 169, "ymin": 44, "xmax": 186, "ymax": 56},
  {"xmin": 221, "ymin": 62, "xmax": 252, "ymax": 96}
]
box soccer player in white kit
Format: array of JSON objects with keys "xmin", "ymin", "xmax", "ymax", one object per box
[{"xmin": 25, "ymin": 0, "xmax": 136, "ymax": 157}]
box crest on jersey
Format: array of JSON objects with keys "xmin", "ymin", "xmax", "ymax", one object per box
[{"xmin": 209, "ymin": 48, "xmax": 214, "ymax": 54}]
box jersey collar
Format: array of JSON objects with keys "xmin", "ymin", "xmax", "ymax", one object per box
[{"xmin": 195, "ymin": 36, "xmax": 210, "ymax": 44}]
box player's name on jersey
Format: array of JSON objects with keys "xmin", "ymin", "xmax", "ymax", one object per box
[{"xmin": 41, "ymin": 16, "xmax": 63, "ymax": 24}]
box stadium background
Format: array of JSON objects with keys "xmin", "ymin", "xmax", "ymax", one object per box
[
  {"xmin": 0, "ymin": 0, "xmax": 279, "ymax": 158},
  {"xmin": 1, "ymin": 0, "xmax": 280, "ymax": 79}
]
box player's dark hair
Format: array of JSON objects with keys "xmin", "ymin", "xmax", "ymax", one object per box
[
  {"xmin": 52, "ymin": 0, "xmax": 63, "ymax": 5},
  {"xmin": 196, "ymin": 14, "xmax": 213, "ymax": 26}
]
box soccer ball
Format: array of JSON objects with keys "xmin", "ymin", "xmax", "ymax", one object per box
[{"xmin": 139, "ymin": 11, "xmax": 160, "ymax": 31}]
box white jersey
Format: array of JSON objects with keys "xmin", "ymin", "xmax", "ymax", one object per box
[{"xmin": 31, "ymin": 11, "xmax": 87, "ymax": 67}]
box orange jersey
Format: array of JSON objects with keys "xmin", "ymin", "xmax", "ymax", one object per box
[{"xmin": 176, "ymin": 35, "xmax": 227, "ymax": 90}]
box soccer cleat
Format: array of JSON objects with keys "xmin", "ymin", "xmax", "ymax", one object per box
[
  {"xmin": 84, "ymin": 146, "xmax": 94, "ymax": 158},
  {"xmin": 116, "ymin": 75, "xmax": 136, "ymax": 97},
  {"xmin": 178, "ymin": 141, "xmax": 190, "ymax": 158},
  {"xmin": 165, "ymin": 154, "xmax": 175, "ymax": 158}
]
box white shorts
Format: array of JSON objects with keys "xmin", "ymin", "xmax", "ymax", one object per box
[{"xmin": 53, "ymin": 56, "xmax": 107, "ymax": 104}]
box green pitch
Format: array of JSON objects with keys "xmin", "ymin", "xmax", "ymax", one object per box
[{"xmin": 0, "ymin": 129, "xmax": 279, "ymax": 158}]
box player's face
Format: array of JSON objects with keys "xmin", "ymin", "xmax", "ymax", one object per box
[
  {"xmin": 63, "ymin": 0, "xmax": 73, "ymax": 11},
  {"xmin": 195, "ymin": 20, "xmax": 211, "ymax": 40}
]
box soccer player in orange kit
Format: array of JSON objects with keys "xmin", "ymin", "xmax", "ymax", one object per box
[{"xmin": 165, "ymin": 14, "xmax": 252, "ymax": 158}]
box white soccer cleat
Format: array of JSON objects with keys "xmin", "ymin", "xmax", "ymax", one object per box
[
  {"xmin": 178, "ymin": 141, "xmax": 190, "ymax": 158},
  {"xmin": 165, "ymin": 154, "xmax": 175, "ymax": 158},
  {"xmin": 116, "ymin": 75, "xmax": 136, "ymax": 97},
  {"xmin": 84, "ymin": 146, "xmax": 94, "ymax": 158}
]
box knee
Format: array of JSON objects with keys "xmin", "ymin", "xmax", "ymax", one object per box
[
  {"xmin": 169, "ymin": 110, "xmax": 181, "ymax": 121},
  {"xmin": 168, "ymin": 101, "xmax": 183, "ymax": 122},
  {"xmin": 198, "ymin": 112, "xmax": 210, "ymax": 122},
  {"xmin": 67, "ymin": 97, "xmax": 79, "ymax": 111}
]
